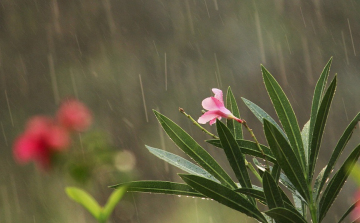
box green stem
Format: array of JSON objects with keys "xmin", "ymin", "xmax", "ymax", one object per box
[
  {"xmin": 246, "ymin": 160, "xmax": 262, "ymax": 183},
  {"xmin": 179, "ymin": 108, "xmax": 219, "ymax": 139},
  {"xmin": 309, "ymin": 189, "xmax": 318, "ymax": 223},
  {"xmin": 242, "ymin": 120, "xmax": 270, "ymax": 171}
]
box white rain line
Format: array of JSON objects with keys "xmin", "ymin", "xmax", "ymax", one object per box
[
  {"xmin": 214, "ymin": 53, "xmax": 222, "ymax": 87},
  {"xmin": 5, "ymin": 90, "xmax": 14, "ymax": 127},
  {"xmin": 341, "ymin": 31, "xmax": 349, "ymax": 65},
  {"xmin": 255, "ymin": 11, "xmax": 266, "ymax": 63},
  {"xmin": 139, "ymin": 74, "xmax": 149, "ymax": 122},
  {"xmin": 1, "ymin": 122, "xmax": 7, "ymax": 146},
  {"xmin": 347, "ymin": 18, "xmax": 356, "ymax": 56},
  {"xmin": 165, "ymin": 52, "xmax": 168, "ymax": 91},
  {"xmin": 300, "ymin": 7, "xmax": 306, "ymax": 28},
  {"xmin": 204, "ymin": 0, "xmax": 210, "ymax": 18},
  {"xmin": 70, "ymin": 69, "xmax": 79, "ymax": 98},
  {"xmin": 48, "ymin": 54, "xmax": 60, "ymax": 104}
]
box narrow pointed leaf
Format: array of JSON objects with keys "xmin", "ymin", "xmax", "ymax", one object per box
[
  {"xmin": 179, "ymin": 174, "xmax": 267, "ymax": 223},
  {"xmin": 301, "ymin": 120, "xmax": 310, "ymax": 166},
  {"xmin": 293, "ymin": 194, "xmax": 307, "ymax": 217},
  {"xmin": 337, "ymin": 199, "xmax": 359, "ymax": 223},
  {"xmin": 316, "ymin": 112, "xmax": 360, "ymax": 200},
  {"xmin": 109, "ymin": 181, "xmax": 204, "ymax": 197},
  {"xmin": 206, "ymin": 139, "xmax": 277, "ymax": 164},
  {"xmin": 263, "ymin": 120, "xmax": 309, "ymax": 201},
  {"xmin": 65, "ymin": 187, "xmax": 101, "ymax": 219},
  {"xmin": 308, "ymin": 75, "xmax": 337, "ymax": 181},
  {"xmin": 236, "ymin": 186, "xmax": 295, "ymax": 212},
  {"xmin": 271, "ymin": 164, "xmax": 281, "ymax": 183},
  {"xmin": 264, "ymin": 207, "xmax": 307, "ymax": 223},
  {"xmin": 216, "ymin": 121, "xmax": 251, "ymax": 188},
  {"xmin": 308, "ymin": 58, "xmax": 332, "ymax": 160},
  {"xmin": 226, "ymin": 87, "xmax": 243, "ymax": 139},
  {"xmin": 102, "ymin": 186, "xmax": 127, "ymax": 220},
  {"xmin": 235, "ymin": 187, "xmax": 266, "ymax": 203},
  {"xmin": 146, "ymin": 145, "xmax": 219, "ymax": 183},
  {"xmin": 154, "ymin": 110, "xmax": 236, "ymax": 188},
  {"xmin": 319, "ymin": 144, "xmax": 360, "ymax": 221},
  {"xmin": 263, "ymin": 171, "xmax": 284, "ymax": 209},
  {"xmin": 262, "ymin": 65, "xmax": 306, "ymax": 171},
  {"xmin": 313, "ymin": 166, "xmax": 326, "ymax": 199},
  {"xmin": 253, "ymin": 158, "xmax": 307, "ymax": 205},
  {"xmin": 242, "ymin": 97, "xmax": 288, "ymax": 140}
]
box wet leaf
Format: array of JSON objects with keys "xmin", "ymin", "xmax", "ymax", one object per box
[
  {"xmin": 109, "ymin": 181, "xmax": 204, "ymax": 197},
  {"xmin": 262, "ymin": 65, "xmax": 306, "ymax": 172},
  {"xmin": 154, "ymin": 110, "xmax": 236, "ymax": 188},
  {"xmin": 226, "ymin": 87, "xmax": 243, "ymax": 139},
  {"xmin": 180, "ymin": 174, "xmax": 267, "ymax": 223}
]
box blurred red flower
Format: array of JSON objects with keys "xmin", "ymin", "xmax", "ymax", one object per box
[
  {"xmin": 57, "ymin": 99, "xmax": 92, "ymax": 132},
  {"xmin": 13, "ymin": 116, "xmax": 70, "ymax": 169}
]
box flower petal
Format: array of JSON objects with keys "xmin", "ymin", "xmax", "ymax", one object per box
[
  {"xmin": 212, "ymin": 88, "xmax": 224, "ymax": 104},
  {"xmin": 202, "ymin": 97, "xmax": 219, "ymax": 111},
  {"xmin": 198, "ymin": 111, "xmax": 220, "ymax": 124},
  {"xmin": 209, "ymin": 117, "xmax": 220, "ymax": 126}
]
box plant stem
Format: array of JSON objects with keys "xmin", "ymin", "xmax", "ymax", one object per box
[
  {"xmin": 179, "ymin": 108, "xmax": 219, "ymax": 139},
  {"xmin": 245, "ymin": 160, "xmax": 263, "ymax": 183},
  {"xmin": 242, "ymin": 120, "xmax": 270, "ymax": 171},
  {"xmin": 308, "ymin": 188, "xmax": 318, "ymax": 223}
]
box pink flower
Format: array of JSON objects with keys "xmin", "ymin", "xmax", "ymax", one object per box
[
  {"xmin": 198, "ymin": 88, "xmax": 243, "ymax": 125},
  {"xmin": 352, "ymin": 191, "xmax": 360, "ymax": 222},
  {"xmin": 57, "ymin": 99, "xmax": 92, "ymax": 132},
  {"xmin": 13, "ymin": 116, "xmax": 70, "ymax": 169}
]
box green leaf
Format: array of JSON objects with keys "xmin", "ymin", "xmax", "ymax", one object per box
[
  {"xmin": 313, "ymin": 166, "xmax": 326, "ymax": 200},
  {"xmin": 319, "ymin": 144, "xmax": 360, "ymax": 222},
  {"xmin": 146, "ymin": 145, "xmax": 219, "ymax": 183},
  {"xmin": 242, "ymin": 97, "xmax": 288, "ymax": 141},
  {"xmin": 337, "ymin": 199, "xmax": 359, "ymax": 223},
  {"xmin": 226, "ymin": 87, "xmax": 243, "ymax": 139},
  {"xmin": 216, "ymin": 121, "xmax": 255, "ymax": 205},
  {"xmin": 102, "ymin": 186, "xmax": 127, "ymax": 220},
  {"xmin": 308, "ymin": 75, "xmax": 337, "ymax": 181},
  {"xmin": 216, "ymin": 121, "xmax": 251, "ymax": 188},
  {"xmin": 301, "ymin": 120, "xmax": 310, "ymax": 165},
  {"xmin": 308, "ymin": 58, "xmax": 332, "ymax": 164},
  {"xmin": 235, "ymin": 187, "xmax": 266, "ymax": 203},
  {"xmin": 264, "ymin": 207, "xmax": 307, "ymax": 223},
  {"xmin": 253, "ymin": 159, "xmax": 306, "ymax": 209},
  {"xmin": 271, "ymin": 164, "xmax": 281, "ymax": 183},
  {"xmin": 109, "ymin": 181, "xmax": 204, "ymax": 197},
  {"xmin": 262, "ymin": 65, "xmax": 306, "ymax": 172},
  {"xmin": 206, "ymin": 139, "xmax": 277, "ymax": 164},
  {"xmin": 179, "ymin": 174, "xmax": 267, "ymax": 223},
  {"xmin": 293, "ymin": 194, "xmax": 307, "ymax": 218},
  {"xmin": 153, "ymin": 110, "xmax": 237, "ymax": 188},
  {"xmin": 263, "ymin": 171, "xmax": 284, "ymax": 209},
  {"xmin": 263, "ymin": 119, "xmax": 309, "ymax": 202},
  {"xmin": 65, "ymin": 187, "xmax": 101, "ymax": 220},
  {"xmin": 315, "ymin": 112, "xmax": 360, "ymax": 200}
]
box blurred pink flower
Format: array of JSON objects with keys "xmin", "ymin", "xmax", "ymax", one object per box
[
  {"xmin": 13, "ymin": 116, "xmax": 70, "ymax": 169},
  {"xmin": 57, "ymin": 99, "xmax": 92, "ymax": 132},
  {"xmin": 352, "ymin": 191, "xmax": 360, "ymax": 222},
  {"xmin": 198, "ymin": 88, "xmax": 243, "ymax": 125}
]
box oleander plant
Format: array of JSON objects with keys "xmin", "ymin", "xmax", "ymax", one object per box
[{"xmin": 110, "ymin": 58, "xmax": 360, "ymax": 223}]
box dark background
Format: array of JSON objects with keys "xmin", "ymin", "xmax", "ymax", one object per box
[{"xmin": 1, "ymin": 0, "xmax": 359, "ymax": 222}]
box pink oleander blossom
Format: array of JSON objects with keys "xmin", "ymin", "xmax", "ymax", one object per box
[
  {"xmin": 13, "ymin": 116, "xmax": 70, "ymax": 169},
  {"xmin": 57, "ymin": 99, "xmax": 92, "ymax": 132},
  {"xmin": 198, "ymin": 88, "xmax": 243, "ymax": 125}
]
